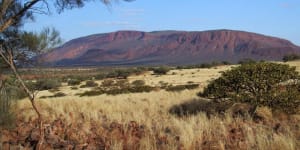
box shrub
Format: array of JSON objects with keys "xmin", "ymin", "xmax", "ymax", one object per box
[
  {"xmin": 102, "ymin": 79, "xmax": 115, "ymax": 87},
  {"xmin": 152, "ymin": 66, "xmax": 171, "ymax": 75},
  {"xmin": 70, "ymin": 86, "xmax": 78, "ymax": 90},
  {"xmin": 238, "ymin": 58, "xmax": 256, "ymax": 65},
  {"xmin": 78, "ymin": 90, "xmax": 104, "ymax": 97},
  {"xmin": 53, "ymin": 92, "xmax": 67, "ymax": 97},
  {"xmin": 80, "ymin": 80, "xmax": 98, "ymax": 88},
  {"xmin": 67, "ymin": 79, "xmax": 81, "ymax": 86},
  {"xmin": 40, "ymin": 92, "xmax": 67, "ymax": 99},
  {"xmin": 107, "ymin": 69, "xmax": 131, "ymax": 79},
  {"xmin": 200, "ymin": 62, "xmax": 300, "ymax": 114},
  {"xmin": 35, "ymin": 78, "xmax": 61, "ymax": 90},
  {"xmin": 131, "ymin": 80, "xmax": 146, "ymax": 87},
  {"xmin": 282, "ymin": 53, "xmax": 300, "ymax": 62},
  {"xmin": 94, "ymin": 73, "xmax": 107, "ymax": 80},
  {"xmin": 115, "ymin": 79, "xmax": 129, "ymax": 88},
  {"xmin": 0, "ymin": 81, "xmax": 17, "ymax": 128},
  {"xmin": 166, "ymin": 84, "xmax": 199, "ymax": 92}
]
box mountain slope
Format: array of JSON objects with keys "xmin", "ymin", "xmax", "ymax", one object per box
[{"xmin": 39, "ymin": 30, "xmax": 300, "ymax": 66}]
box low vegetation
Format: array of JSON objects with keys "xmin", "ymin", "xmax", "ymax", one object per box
[
  {"xmin": 1, "ymin": 61, "xmax": 300, "ymax": 149},
  {"xmin": 200, "ymin": 62, "xmax": 300, "ymax": 114},
  {"xmin": 151, "ymin": 66, "xmax": 171, "ymax": 75},
  {"xmin": 34, "ymin": 78, "xmax": 62, "ymax": 90},
  {"xmin": 165, "ymin": 84, "xmax": 199, "ymax": 92},
  {"xmin": 283, "ymin": 53, "xmax": 300, "ymax": 62},
  {"xmin": 67, "ymin": 79, "xmax": 81, "ymax": 86},
  {"xmin": 176, "ymin": 61, "xmax": 231, "ymax": 69},
  {"xmin": 80, "ymin": 80, "xmax": 98, "ymax": 88}
]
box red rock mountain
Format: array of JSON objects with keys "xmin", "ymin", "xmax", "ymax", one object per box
[{"xmin": 40, "ymin": 30, "xmax": 300, "ymax": 66}]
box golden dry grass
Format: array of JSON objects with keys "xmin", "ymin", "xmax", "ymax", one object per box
[{"xmin": 11, "ymin": 62, "xmax": 300, "ymax": 149}]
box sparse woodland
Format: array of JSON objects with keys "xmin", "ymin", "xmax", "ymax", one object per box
[{"xmin": 0, "ymin": 1, "xmax": 300, "ymax": 150}]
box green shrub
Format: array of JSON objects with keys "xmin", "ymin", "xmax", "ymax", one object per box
[
  {"xmin": 94, "ymin": 73, "xmax": 107, "ymax": 80},
  {"xmin": 152, "ymin": 66, "xmax": 171, "ymax": 75},
  {"xmin": 67, "ymin": 79, "xmax": 81, "ymax": 86},
  {"xmin": 80, "ymin": 80, "xmax": 98, "ymax": 88},
  {"xmin": 78, "ymin": 85, "xmax": 156, "ymax": 96},
  {"xmin": 115, "ymin": 79, "xmax": 129, "ymax": 88},
  {"xmin": 70, "ymin": 86, "xmax": 78, "ymax": 90},
  {"xmin": 53, "ymin": 92, "xmax": 67, "ymax": 97},
  {"xmin": 131, "ymin": 80, "xmax": 146, "ymax": 87},
  {"xmin": 106, "ymin": 69, "xmax": 131, "ymax": 79},
  {"xmin": 35, "ymin": 78, "xmax": 61, "ymax": 90},
  {"xmin": 283, "ymin": 53, "xmax": 300, "ymax": 62},
  {"xmin": 102, "ymin": 79, "xmax": 115, "ymax": 87},
  {"xmin": 40, "ymin": 92, "xmax": 67, "ymax": 99},
  {"xmin": 0, "ymin": 82, "xmax": 16, "ymax": 128},
  {"xmin": 238, "ymin": 58, "xmax": 256, "ymax": 65},
  {"xmin": 78, "ymin": 90, "xmax": 104, "ymax": 97},
  {"xmin": 128, "ymin": 85, "xmax": 155, "ymax": 93},
  {"xmin": 200, "ymin": 62, "xmax": 300, "ymax": 114}
]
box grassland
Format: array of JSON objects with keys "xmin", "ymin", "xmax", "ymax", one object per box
[{"xmin": 1, "ymin": 62, "xmax": 300, "ymax": 149}]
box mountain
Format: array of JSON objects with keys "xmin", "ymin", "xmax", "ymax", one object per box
[{"xmin": 39, "ymin": 30, "xmax": 300, "ymax": 66}]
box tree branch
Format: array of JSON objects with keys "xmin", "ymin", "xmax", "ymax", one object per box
[{"xmin": 0, "ymin": 0, "xmax": 42, "ymax": 32}]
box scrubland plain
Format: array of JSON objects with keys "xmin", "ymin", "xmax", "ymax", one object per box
[{"xmin": 1, "ymin": 62, "xmax": 300, "ymax": 149}]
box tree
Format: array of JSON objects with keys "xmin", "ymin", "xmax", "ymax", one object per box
[
  {"xmin": 0, "ymin": 0, "xmax": 132, "ymax": 149},
  {"xmin": 200, "ymin": 62, "xmax": 300, "ymax": 114}
]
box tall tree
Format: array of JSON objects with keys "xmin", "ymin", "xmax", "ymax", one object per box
[{"xmin": 0, "ymin": 0, "xmax": 132, "ymax": 149}]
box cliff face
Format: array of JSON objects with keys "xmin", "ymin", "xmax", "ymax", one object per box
[{"xmin": 39, "ymin": 30, "xmax": 300, "ymax": 66}]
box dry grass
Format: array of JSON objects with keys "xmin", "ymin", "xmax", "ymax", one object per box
[{"xmin": 4, "ymin": 62, "xmax": 300, "ymax": 149}]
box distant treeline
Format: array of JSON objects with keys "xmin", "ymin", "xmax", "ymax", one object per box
[{"xmin": 282, "ymin": 54, "xmax": 300, "ymax": 62}]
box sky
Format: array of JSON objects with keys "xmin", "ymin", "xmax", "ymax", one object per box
[{"xmin": 23, "ymin": 0, "xmax": 300, "ymax": 45}]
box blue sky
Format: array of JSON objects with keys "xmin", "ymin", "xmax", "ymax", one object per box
[{"xmin": 23, "ymin": 0, "xmax": 300, "ymax": 45}]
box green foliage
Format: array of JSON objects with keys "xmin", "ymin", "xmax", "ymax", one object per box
[
  {"xmin": 102, "ymin": 79, "xmax": 115, "ymax": 87},
  {"xmin": 152, "ymin": 66, "xmax": 171, "ymax": 75},
  {"xmin": 201, "ymin": 62, "xmax": 300, "ymax": 114},
  {"xmin": 77, "ymin": 90, "xmax": 104, "ymax": 97},
  {"xmin": 176, "ymin": 61, "xmax": 230, "ymax": 69},
  {"xmin": 107, "ymin": 69, "xmax": 131, "ymax": 79},
  {"xmin": 238, "ymin": 58, "xmax": 256, "ymax": 65},
  {"xmin": 40, "ymin": 92, "xmax": 67, "ymax": 99},
  {"xmin": 0, "ymin": 81, "xmax": 17, "ymax": 128},
  {"xmin": 282, "ymin": 54, "xmax": 300, "ymax": 62},
  {"xmin": 131, "ymin": 80, "xmax": 146, "ymax": 87},
  {"xmin": 80, "ymin": 80, "xmax": 98, "ymax": 88},
  {"xmin": 35, "ymin": 78, "xmax": 62, "ymax": 90},
  {"xmin": 67, "ymin": 79, "xmax": 81, "ymax": 86},
  {"xmin": 78, "ymin": 79, "xmax": 155, "ymax": 97}
]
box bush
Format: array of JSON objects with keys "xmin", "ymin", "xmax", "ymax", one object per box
[
  {"xmin": 152, "ymin": 66, "xmax": 171, "ymax": 75},
  {"xmin": 165, "ymin": 84, "xmax": 199, "ymax": 92},
  {"xmin": 200, "ymin": 62, "xmax": 300, "ymax": 114},
  {"xmin": 78, "ymin": 90, "xmax": 104, "ymax": 97},
  {"xmin": 80, "ymin": 80, "xmax": 98, "ymax": 88},
  {"xmin": 94, "ymin": 73, "xmax": 107, "ymax": 80},
  {"xmin": 70, "ymin": 86, "xmax": 78, "ymax": 90},
  {"xmin": 40, "ymin": 92, "xmax": 67, "ymax": 99},
  {"xmin": 67, "ymin": 79, "xmax": 81, "ymax": 86},
  {"xmin": 131, "ymin": 80, "xmax": 145, "ymax": 87},
  {"xmin": 283, "ymin": 53, "xmax": 300, "ymax": 62},
  {"xmin": 102, "ymin": 79, "xmax": 115, "ymax": 87},
  {"xmin": 35, "ymin": 78, "xmax": 61, "ymax": 90},
  {"xmin": 0, "ymin": 82, "xmax": 16, "ymax": 128},
  {"xmin": 238, "ymin": 58, "xmax": 256, "ymax": 65},
  {"xmin": 53, "ymin": 92, "xmax": 67, "ymax": 97}
]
